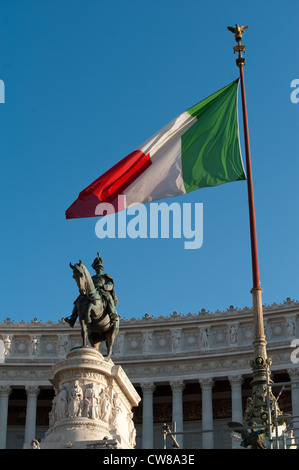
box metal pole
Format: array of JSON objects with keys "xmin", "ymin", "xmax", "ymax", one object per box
[
  {"xmin": 162, "ymin": 423, "xmax": 180, "ymax": 449},
  {"xmin": 238, "ymin": 63, "xmax": 260, "ymax": 291},
  {"xmin": 266, "ymin": 367, "xmax": 273, "ymax": 449},
  {"xmin": 227, "ymin": 25, "xmax": 276, "ymax": 436},
  {"xmin": 274, "ymin": 402, "xmax": 279, "ymax": 449},
  {"xmin": 163, "ymin": 423, "xmax": 167, "ymax": 449}
]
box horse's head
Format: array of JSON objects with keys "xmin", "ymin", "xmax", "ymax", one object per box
[{"xmin": 70, "ymin": 260, "xmax": 89, "ymax": 296}]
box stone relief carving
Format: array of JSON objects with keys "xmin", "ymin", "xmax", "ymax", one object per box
[
  {"xmin": 286, "ymin": 317, "xmax": 296, "ymax": 338},
  {"xmin": 49, "ymin": 381, "xmax": 125, "ymax": 427},
  {"xmin": 58, "ymin": 335, "xmax": 69, "ymax": 355},
  {"xmin": 242, "ymin": 325, "xmax": 253, "ymax": 341},
  {"xmin": 154, "ymin": 333, "xmax": 171, "ymax": 351},
  {"xmin": 271, "ymin": 323, "xmax": 283, "ymax": 337},
  {"xmin": 142, "ymin": 331, "xmax": 153, "ymax": 355},
  {"xmin": 113, "ymin": 334, "xmax": 124, "ymax": 356},
  {"xmin": 213, "ymin": 330, "xmax": 225, "ymax": 344},
  {"xmin": 264, "ymin": 320, "xmax": 271, "ymax": 341},
  {"xmin": 127, "ymin": 335, "xmax": 142, "ymax": 353}
]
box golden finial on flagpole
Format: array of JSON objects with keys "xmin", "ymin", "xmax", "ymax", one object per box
[{"xmin": 227, "ymin": 24, "xmax": 248, "ymax": 66}]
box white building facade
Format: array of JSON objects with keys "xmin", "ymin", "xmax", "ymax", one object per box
[{"xmin": 0, "ymin": 298, "xmax": 299, "ymax": 449}]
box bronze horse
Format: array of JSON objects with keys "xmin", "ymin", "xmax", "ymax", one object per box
[{"xmin": 67, "ymin": 261, "xmax": 119, "ymax": 359}]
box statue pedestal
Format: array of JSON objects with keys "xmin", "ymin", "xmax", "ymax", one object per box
[{"xmin": 38, "ymin": 347, "xmax": 140, "ymax": 449}]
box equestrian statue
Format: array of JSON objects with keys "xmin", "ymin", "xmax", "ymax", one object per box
[{"xmin": 64, "ymin": 253, "xmax": 119, "ymax": 359}]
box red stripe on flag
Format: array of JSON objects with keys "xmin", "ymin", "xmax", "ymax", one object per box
[
  {"xmin": 80, "ymin": 150, "xmax": 151, "ymax": 202},
  {"xmin": 66, "ymin": 150, "xmax": 152, "ymax": 219}
]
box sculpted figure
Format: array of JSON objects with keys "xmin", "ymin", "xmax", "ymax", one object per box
[
  {"xmin": 127, "ymin": 411, "xmax": 136, "ymax": 447},
  {"xmin": 287, "ymin": 318, "xmax": 296, "ymax": 337},
  {"xmin": 99, "ymin": 389, "xmax": 112, "ymax": 422},
  {"xmin": 58, "ymin": 335, "xmax": 69, "ymax": 355},
  {"xmin": 201, "ymin": 328, "xmax": 209, "ymax": 348},
  {"xmin": 30, "ymin": 336, "xmax": 39, "ymax": 356},
  {"xmin": 172, "ymin": 330, "xmax": 181, "ymax": 352},
  {"xmin": 55, "ymin": 386, "xmax": 68, "ymax": 420},
  {"xmin": 142, "ymin": 332, "xmax": 152, "ymax": 354},
  {"xmin": 68, "ymin": 381, "xmax": 83, "ymax": 418},
  {"xmin": 85, "ymin": 383, "xmax": 99, "ymax": 419},
  {"xmin": 3, "ymin": 336, "xmax": 11, "ymax": 356},
  {"xmin": 81, "ymin": 394, "xmax": 90, "ymax": 418},
  {"xmin": 230, "ymin": 324, "xmax": 238, "ymax": 344},
  {"xmin": 111, "ymin": 393, "xmax": 122, "ymax": 426},
  {"xmin": 49, "ymin": 394, "xmax": 58, "ymax": 427}
]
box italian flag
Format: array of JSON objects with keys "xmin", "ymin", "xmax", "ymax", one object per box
[{"xmin": 66, "ymin": 79, "xmax": 245, "ymax": 219}]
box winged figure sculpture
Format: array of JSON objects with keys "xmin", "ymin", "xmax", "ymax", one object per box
[{"xmin": 227, "ymin": 24, "xmax": 248, "ymax": 44}]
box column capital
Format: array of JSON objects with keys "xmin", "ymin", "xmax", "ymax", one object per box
[
  {"xmin": 25, "ymin": 386, "xmax": 40, "ymax": 397},
  {"xmin": 0, "ymin": 386, "xmax": 12, "ymax": 397},
  {"xmin": 287, "ymin": 367, "xmax": 299, "ymax": 383},
  {"xmin": 170, "ymin": 380, "xmax": 185, "ymax": 392},
  {"xmin": 140, "ymin": 382, "xmax": 156, "ymax": 394},
  {"xmin": 199, "ymin": 377, "xmax": 214, "ymax": 391},
  {"xmin": 228, "ymin": 374, "xmax": 243, "ymax": 387}
]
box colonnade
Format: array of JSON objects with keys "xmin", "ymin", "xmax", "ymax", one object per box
[
  {"xmin": 140, "ymin": 371, "xmax": 299, "ymax": 448},
  {"xmin": 141, "ymin": 375, "xmax": 244, "ymax": 449},
  {"xmin": 0, "ymin": 385, "xmax": 40, "ymax": 449},
  {"xmin": 1, "ymin": 370, "xmax": 299, "ymax": 449}
]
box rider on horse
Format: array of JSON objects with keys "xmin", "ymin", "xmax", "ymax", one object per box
[
  {"xmin": 90, "ymin": 253, "xmax": 118, "ymax": 324},
  {"xmin": 64, "ymin": 253, "xmax": 118, "ymax": 327}
]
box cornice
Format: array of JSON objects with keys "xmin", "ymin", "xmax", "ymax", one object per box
[{"xmin": 0, "ymin": 298, "xmax": 298, "ymax": 329}]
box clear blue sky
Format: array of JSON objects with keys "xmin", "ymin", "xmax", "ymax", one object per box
[{"xmin": 0, "ymin": 0, "xmax": 298, "ymax": 323}]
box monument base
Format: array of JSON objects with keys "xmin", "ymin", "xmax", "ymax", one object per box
[{"xmin": 34, "ymin": 347, "xmax": 140, "ymax": 449}]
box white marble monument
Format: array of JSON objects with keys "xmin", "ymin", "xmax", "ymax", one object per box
[{"xmin": 37, "ymin": 347, "xmax": 140, "ymax": 449}]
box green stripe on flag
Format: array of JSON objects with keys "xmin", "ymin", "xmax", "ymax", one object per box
[{"xmin": 181, "ymin": 79, "xmax": 246, "ymax": 193}]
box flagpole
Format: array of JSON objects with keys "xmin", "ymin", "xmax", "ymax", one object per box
[
  {"xmin": 238, "ymin": 64, "xmax": 260, "ymax": 291},
  {"xmin": 228, "ymin": 25, "xmax": 277, "ymax": 435}
]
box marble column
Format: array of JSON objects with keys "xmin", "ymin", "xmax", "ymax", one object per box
[
  {"xmin": 288, "ymin": 368, "xmax": 299, "ymax": 445},
  {"xmin": 24, "ymin": 386, "xmax": 40, "ymax": 444},
  {"xmin": 141, "ymin": 382, "xmax": 155, "ymax": 449},
  {"xmin": 228, "ymin": 375, "xmax": 243, "ymax": 423},
  {"xmin": 199, "ymin": 377, "xmax": 214, "ymax": 449},
  {"xmin": 0, "ymin": 385, "xmax": 11, "ymax": 449},
  {"xmin": 170, "ymin": 380, "xmax": 185, "ymax": 448}
]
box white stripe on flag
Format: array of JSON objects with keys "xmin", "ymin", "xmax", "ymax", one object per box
[{"xmin": 123, "ymin": 111, "xmax": 196, "ymax": 207}]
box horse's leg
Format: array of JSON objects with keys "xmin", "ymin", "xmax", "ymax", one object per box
[
  {"xmin": 88, "ymin": 332, "xmax": 101, "ymax": 351},
  {"xmin": 105, "ymin": 331, "xmax": 112, "ymax": 358},
  {"xmin": 106, "ymin": 320, "xmax": 119, "ymax": 359},
  {"xmin": 80, "ymin": 319, "xmax": 87, "ymax": 347},
  {"xmin": 92, "ymin": 339, "xmax": 101, "ymax": 350}
]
